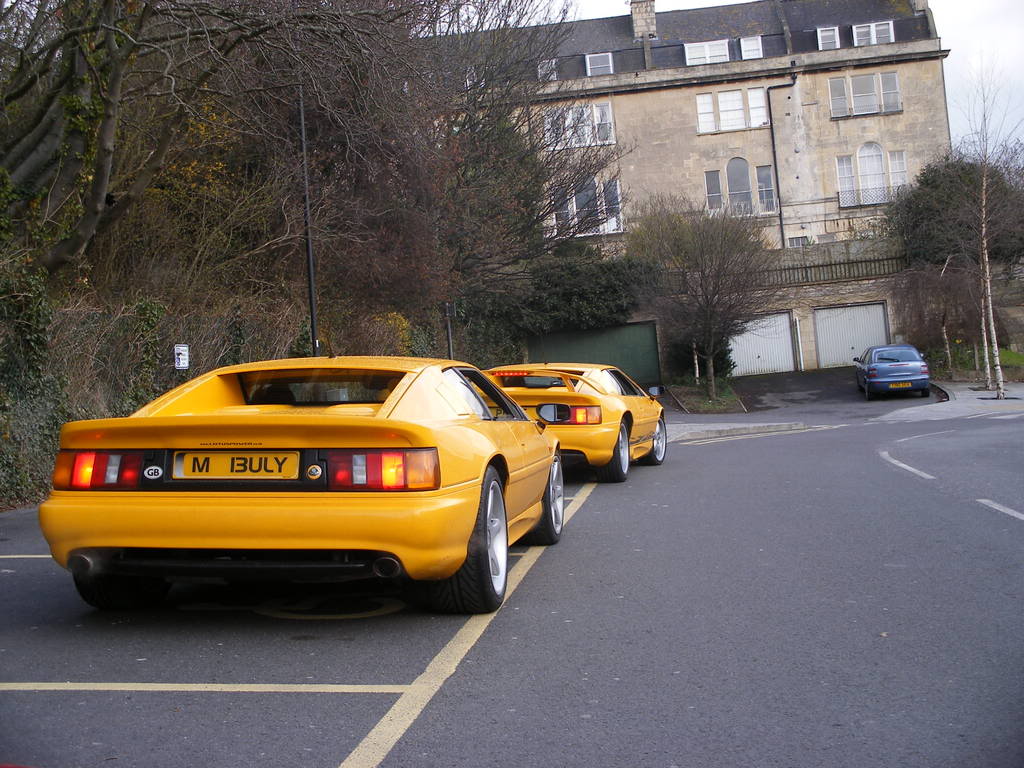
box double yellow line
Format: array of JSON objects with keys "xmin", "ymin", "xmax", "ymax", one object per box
[{"xmin": 0, "ymin": 484, "xmax": 597, "ymax": 768}]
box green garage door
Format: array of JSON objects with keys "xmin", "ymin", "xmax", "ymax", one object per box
[{"xmin": 527, "ymin": 322, "xmax": 662, "ymax": 387}]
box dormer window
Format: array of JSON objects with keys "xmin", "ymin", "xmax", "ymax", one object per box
[
  {"xmin": 853, "ymin": 21, "xmax": 894, "ymax": 46},
  {"xmin": 685, "ymin": 40, "xmax": 729, "ymax": 65},
  {"xmin": 740, "ymin": 36, "xmax": 763, "ymax": 60},
  {"xmin": 585, "ymin": 52, "xmax": 614, "ymax": 77},
  {"xmin": 817, "ymin": 27, "xmax": 839, "ymax": 50},
  {"xmin": 538, "ymin": 59, "xmax": 558, "ymax": 82}
]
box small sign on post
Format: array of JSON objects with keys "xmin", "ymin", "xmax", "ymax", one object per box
[{"xmin": 174, "ymin": 344, "xmax": 190, "ymax": 370}]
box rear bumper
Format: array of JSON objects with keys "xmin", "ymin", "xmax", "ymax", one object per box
[
  {"xmin": 865, "ymin": 377, "xmax": 930, "ymax": 393},
  {"xmin": 39, "ymin": 483, "xmax": 481, "ymax": 581},
  {"xmin": 546, "ymin": 423, "xmax": 620, "ymax": 467}
]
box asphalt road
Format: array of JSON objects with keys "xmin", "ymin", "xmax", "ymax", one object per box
[{"xmin": 2, "ymin": 401, "xmax": 1023, "ymax": 768}]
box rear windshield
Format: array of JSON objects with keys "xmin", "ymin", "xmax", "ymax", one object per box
[
  {"xmin": 494, "ymin": 374, "xmax": 567, "ymax": 389},
  {"xmin": 874, "ymin": 349, "xmax": 922, "ymax": 363},
  {"xmin": 239, "ymin": 369, "xmax": 406, "ymax": 405}
]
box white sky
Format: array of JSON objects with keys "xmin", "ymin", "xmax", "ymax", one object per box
[{"xmin": 569, "ymin": 0, "xmax": 1024, "ymax": 144}]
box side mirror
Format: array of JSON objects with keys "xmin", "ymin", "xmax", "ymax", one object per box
[
  {"xmin": 648, "ymin": 385, "xmax": 665, "ymax": 397},
  {"xmin": 853, "ymin": 357, "xmax": 861, "ymax": 363}
]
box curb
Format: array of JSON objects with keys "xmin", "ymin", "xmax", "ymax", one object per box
[
  {"xmin": 931, "ymin": 382, "xmax": 956, "ymax": 400},
  {"xmin": 668, "ymin": 421, "xmax": 806, "ymax": 441}
]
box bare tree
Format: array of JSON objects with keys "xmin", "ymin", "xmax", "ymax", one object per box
[
  {"xmin": 424, "ymin": 0, "xmax": 626, "ymax": 289},
  {"xmin": 1, "ymin": 0, "xmax": 432, "ymax": 273},
  {"xmin": 627, "ymin": 194, "xmax": 785, "ymax": 399}
]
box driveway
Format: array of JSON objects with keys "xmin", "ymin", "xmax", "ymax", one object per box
[{"xmin": 730, "ymin": 366, "xmax": 943, "ymax": 421}]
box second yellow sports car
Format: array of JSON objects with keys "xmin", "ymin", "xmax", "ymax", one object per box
[
  {"xmin": 39, "ymin": 357, "xmax": 564, "ymax": 614},
  {"xmin": 487, "ymin": 363, "xmax": 666, "ymax": 482}
]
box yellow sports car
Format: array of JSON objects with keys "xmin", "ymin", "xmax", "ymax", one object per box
[
  {"xmin": 487, "ymin": 363, "xmax": 666, "ymax": 483},
  {"xmin": 39, "ymin": 357, "xmax": 564, "ymax": 614}
]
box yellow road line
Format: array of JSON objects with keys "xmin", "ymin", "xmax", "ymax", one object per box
[
  {"xmin": 563, "ymin": 482, "xmax": 593, "ymax": 525},
  {"xmin": 0, "ymin": 682, "xmax": 407, "ymax": 693},
  {"xmin": 1, "ymin": 482, "xmax": 598, "ymax": 761},
  {"xmin": 338, "ymin": 482, "xmax": 595, "ymax": 768}
]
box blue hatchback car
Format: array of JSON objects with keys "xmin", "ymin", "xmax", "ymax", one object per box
[{"xmin": 854, "ymin": 344, "xmax": 930, "ymax": 400}]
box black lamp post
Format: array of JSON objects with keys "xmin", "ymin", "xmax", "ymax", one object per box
[{"xmin": 298, "ymin": 82, "xmax": 321, "ymax": 356}]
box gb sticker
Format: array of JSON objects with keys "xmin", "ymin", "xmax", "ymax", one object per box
[{"xmin": 143, "ymin": 465, "xmax": 163, "ymax": 480}]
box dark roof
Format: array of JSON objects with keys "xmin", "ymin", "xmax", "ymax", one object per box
[
  {"xmin": 656, "ymin": 1, "xmax": 782, "ymax": 44},
  {"xmin": 781, "ymin": 0, "xmax": 922, "ymax": 30},
  {"xmin": 553, "ymin": 0, "xmax": 931, "ymax": 58}
]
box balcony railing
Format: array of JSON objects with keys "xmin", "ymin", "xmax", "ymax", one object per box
[
  {"xmin": 707, "ymin": 196, "xmax": 778, "ymax": 215},
  {"xmin": 764, "ymin": 256, "xmax": 907, "ymax": 286},
  {"xmin": 838, "ymin": 185, "xmax": 900, "ymax": 208}
]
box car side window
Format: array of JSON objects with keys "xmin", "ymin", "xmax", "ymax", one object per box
[
  {"xmin": 464, "ymin": 368, "xmax": 529, "ymax": 421},
  {"xmin": 608, "ymin": 369, "xmax": 645, "ymax": 397},
  {"xmin": 442, "ymin": 369, "xmax": 492, "ymax": 419},
  {"xmin": 592, "ymin": 369, "xmax": 624, "ymax": 395},
  {"xmin": 447, "ymin": 368, "xmax": 529, "ymax": 421}
]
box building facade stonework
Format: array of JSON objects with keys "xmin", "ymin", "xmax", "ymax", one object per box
[{"xmin": 537, "ymin": 0, "xmax": 952, "ymax": 373}]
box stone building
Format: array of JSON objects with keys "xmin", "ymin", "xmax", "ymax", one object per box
[{"xmin": 536, "ymin": 0, "xmax": 953, "ymax": 375}]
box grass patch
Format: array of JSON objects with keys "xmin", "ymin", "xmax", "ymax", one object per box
[
  {"xmin": 668, "ymin": 382, "xmax": 747, "ymax": 414},
  {"xmin": 929, "ymin": 349, "xmax": 1024, "ymax": 382},
  {"xmin": 943, "ymin": 348, "xmax": 1024, "ymax": 382},
  {"xmin": 998, "ymin": 348, "xmax": 1024, "ymax": 367}
]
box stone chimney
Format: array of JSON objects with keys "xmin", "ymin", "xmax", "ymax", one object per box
[{"xmin": 631, "ymin": 0, "xmax": 657, "ymax": 40}]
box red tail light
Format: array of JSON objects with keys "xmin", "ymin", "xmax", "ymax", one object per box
[
  {"xmin": 537, "ymin": 403, "xmax": 602, "ymax": 424},
  {"xmin": 921, "ymin": 364, "xmax": 929, "ymax": 374},
  {"xmin": 53, "ymin": 450, "xmax": 143, "ymax": 490},
  {"xmin": 867, "ymin": 366, "xmax": 878, "ymax": 379},
  {"xmin": 326, "ymin": 449, "xmax": 440, "ymax": 491},
  {"xmin": 571, "ymin": 406, "xmax": 602, "ymax": 424}
]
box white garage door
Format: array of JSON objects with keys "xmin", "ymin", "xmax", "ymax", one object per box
[
  {"xmin": 814, "ymin": 303, "xmax": 888, "ymax": 368},
  {"xmin": 729, "ymin": 312, "xmax": 795, "ymax": 376}
]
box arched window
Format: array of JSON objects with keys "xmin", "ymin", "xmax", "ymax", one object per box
[
  {"xmin": 726, "ymin": 157, "xmax": 752, "ymax": 212},
  {"xmin": 857, "ymin": 143, "xmax": 885, "ymax": 203}
]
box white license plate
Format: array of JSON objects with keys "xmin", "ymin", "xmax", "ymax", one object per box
[{"xmin": 173, "ymin": 452, "xmax": 299, "ymax": 479}]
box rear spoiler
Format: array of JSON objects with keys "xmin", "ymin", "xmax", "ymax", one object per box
[
  {"xmin": 486, "ymin": 369, "xmax": 607, "ymax": 395},
  {"xmin": 57, "ymin": 414, "xmax": 436, "ymax": 450}
]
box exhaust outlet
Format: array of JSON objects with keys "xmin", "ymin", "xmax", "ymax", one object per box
[
  {"xmin": 67, "ymin": 553, "xmax": 96, "ymax": 577},
  {"xmin": 372, "ymin": 556, "xmax": 402, "ymax": 579}
]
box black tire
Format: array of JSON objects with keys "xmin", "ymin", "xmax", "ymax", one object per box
[
  {"xmin": 864, "ymin": 385, "xmax": 872, "ymax": 401},
  {"xmin": 920, "ymin": 387, "xmax": 930, "ymax": 398},
  {"xmin": 639, "ymin": 416, "xmax": 667, "ymax": 466},
  {"xmin": 522, "ymin": 454, "xmax": 564, "ymax": 546},
  {"xmin": 595, "ymin": 422, "xmax": 630, "ymax": 483},
  {"xmin": 423, "ymin": 466, "xmax": 508, "ymax": 614},
  {"xmin": 73, "ymin": 572, "xmax": 170, "ymax": 610}
]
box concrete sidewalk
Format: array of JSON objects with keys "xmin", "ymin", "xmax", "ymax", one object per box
[
  {"xmin": 878, "ymin": 378, "xmax": 1024, "ymax": 422},
  {"xmin": 665, "ymin": 379, "xmax": 1024, "ymax": 440},
  {"xmin": 932, "ymin": 379, "xmax": 1023, "ymax": 402}
]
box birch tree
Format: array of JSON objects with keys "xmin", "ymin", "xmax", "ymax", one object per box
[{"xmin": 962, "ymin": 76, "xmax": 1024, "ymax": 398}]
